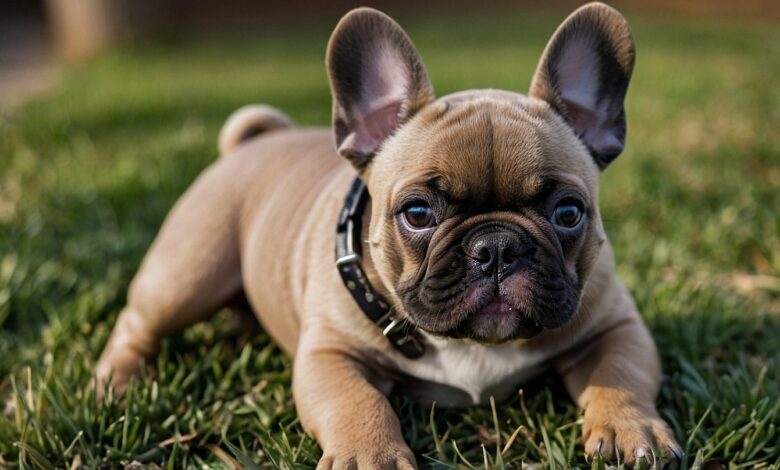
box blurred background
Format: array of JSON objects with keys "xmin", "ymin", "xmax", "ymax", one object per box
[
  {"xmin": 0, "ymin": 0, "xmax": 778, "ymax": 467},
  {"xmin": 1, "ymin": 0, "xmax": 779, "ymax": 106}
]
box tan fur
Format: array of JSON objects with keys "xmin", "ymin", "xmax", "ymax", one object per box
[
  {"xmin": 218, "ymin": 104, "xmax": 294, "ymax": 156},
  {"xmin": 96, "ymin": 3, "xmax": 679, "ymax": 468}
]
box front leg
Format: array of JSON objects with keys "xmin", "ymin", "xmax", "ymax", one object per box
[
  {"xmin": 557, "ymin": 314, "xmax": 682, "ymax": 466},
  {"xmin": 293, "ymin": 332, "xmax": 416, "ymax": 470}
]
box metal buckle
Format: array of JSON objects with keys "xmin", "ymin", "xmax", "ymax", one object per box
[
  {"xmin": 336, "ymin": 253, "xmax": 361, "ymax": 267},
  {"xmin": 382, "ymin": 318, "xmax": 401, "ymax": 337}
]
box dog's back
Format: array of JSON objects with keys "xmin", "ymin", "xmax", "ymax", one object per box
[
  {"xmin": 223, "ymin": 123, "xmax": 352, "ymax": 354},
  {"xmin": 95, "ymin": 109, "xmax": 348, "ymax": 388}
]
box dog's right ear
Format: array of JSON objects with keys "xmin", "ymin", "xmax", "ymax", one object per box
[{"xmin": 327, "ymin": 8, "xmax": 434, "ymax": 171}]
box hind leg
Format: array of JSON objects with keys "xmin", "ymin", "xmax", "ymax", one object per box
[{"xmin": 96, "ymin": 161, "xmax": 244, "ymax": 395}]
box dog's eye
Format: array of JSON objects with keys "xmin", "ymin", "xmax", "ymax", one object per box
[
  {"xmin": 403, "ymin": 203, "xmax": 436, "ymax": 230},
  {"xmin": 553, "ymin": 203, "xmax": 583, "ymax": 228}
]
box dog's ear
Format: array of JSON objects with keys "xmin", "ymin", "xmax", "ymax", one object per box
[
  {"xmin": 530, "ymin": 2, "xmax": 635, "ymax": 169},
  {"xmin": 327, "ymin": 8, "xmax": 434, "ymax": 170}
]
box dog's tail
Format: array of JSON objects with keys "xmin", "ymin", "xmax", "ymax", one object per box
[{"xmin": 218, "ymin": 104, "xmax": 294, "ymax": 156}]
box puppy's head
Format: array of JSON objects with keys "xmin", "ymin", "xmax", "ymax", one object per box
[{"xmin": 327, "ymin": 3, "xmax": 635, "ymax": 343}]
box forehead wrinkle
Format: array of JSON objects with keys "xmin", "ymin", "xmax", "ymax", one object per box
[
  {"xmin": 426, "ymin": 107, "xmax": 495, "ymax": 202},
  {"xmin": 416, "ymin": 102, "xmax": 552, "ymax": 208},
  {"xmin": 430, "ymin": 99, "xmax": 479, "ymax": 132},
  {"xmin": 381, "ymin": 93, "xmax": 593, "ymax": 212},
  {"xmin": 451, "ymin": 102, "xmax": 548, "ymax": 206},
  {"xmin": 492, "ymin": 111, "xmax": 546, "ymax": 205}
]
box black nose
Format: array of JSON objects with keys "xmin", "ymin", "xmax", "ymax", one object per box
[{"xmin": 468, "ymin": 232, "xmax": 526, "ymax": 278}]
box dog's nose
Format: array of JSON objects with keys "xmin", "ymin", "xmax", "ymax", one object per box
[{"xmin": 468, "ymin": 232, "xmax": 525, "ymax": 277}]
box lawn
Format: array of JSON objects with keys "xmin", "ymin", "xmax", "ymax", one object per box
[{"xmin": 1, "ymin": 5, "xmax": 779, "ymax": 469}]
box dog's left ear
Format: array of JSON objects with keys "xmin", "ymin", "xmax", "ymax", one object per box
[
  {"xmin": 530, "ymin": 2, "xmax": 635, "ymax": 169},
  {"xmin": 327, "ymin": 7, "xmax": 434, "ymax": 171}
]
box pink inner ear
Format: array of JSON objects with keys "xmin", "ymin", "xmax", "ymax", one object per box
[
  {"xmin": 557, "ymin": 38, "xmax": 600, "ymax": 118},
  {"xmin": 362, "ymin": 46, "xmax": 410, "ymax": 112},
  {"xmin": 340, "ymin": 45, "xmax": 410, "ymax": 158},
  {"xmin": 339, "ymin": 101, "xmax": 404, "ymax": 158},
  {"xmin": 554, "ymin": 38, "xmax": 625, "ymax": 158}
]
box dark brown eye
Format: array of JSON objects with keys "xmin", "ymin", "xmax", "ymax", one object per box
[
  {"xmin": 403, "ymin": 203, "xmax": 436, "ymax": 230},
  {"xmin": 553, "ymin": 203, "xmax": 583, "ymax": 228}
]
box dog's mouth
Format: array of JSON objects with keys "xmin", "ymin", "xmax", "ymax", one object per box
[
  {"xmin": 437, "ymin": 292, "xmax": 545, "ymax": 343},
  {"xmin": 472, "ymin": 299, "xmax": 544, "ymax": 339},
  {"xmin": 400, "ymin": 267, "xmax": 577, "ymax": 343}
]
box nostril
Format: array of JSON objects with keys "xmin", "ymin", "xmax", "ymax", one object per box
[
  {"xmin": 465, "ymin": 229, "xmax": 528, "ymax": 278},
  {"xmin": 501, "ymin": 244, "xmax": 523, "ymax": 265},
  {"xmin": 476, "ymin": 245, "xmax": 492, "ymax": 264}
]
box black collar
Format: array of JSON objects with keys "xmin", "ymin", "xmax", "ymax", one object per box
[{"xmin": 335, "ymin": 177, "xmax": 425, "ymax": 359}]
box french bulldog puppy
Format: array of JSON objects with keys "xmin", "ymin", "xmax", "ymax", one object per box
[{"xmin": 96, "ymin": 3, "xmax": 681, "ymax": 467}]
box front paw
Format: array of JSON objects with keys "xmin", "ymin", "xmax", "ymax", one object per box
[
  {"xmin": 583, "ymin": 404, "xmax": 682, "ymax": 467},
  {"xmin": 316, "ymin": 439, "xmax": 417, "ymax": 470}
]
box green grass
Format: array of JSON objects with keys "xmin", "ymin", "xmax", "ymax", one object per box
[{"xmin": 1, "ymin": 6, "xmax": 779, "ymax": 469}]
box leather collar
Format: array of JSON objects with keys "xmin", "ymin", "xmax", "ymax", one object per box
[{"xmin": 335, "ymin": 177, "xmax": 425, "ymax": 359}]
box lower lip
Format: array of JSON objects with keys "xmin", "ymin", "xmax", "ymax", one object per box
[
  {"xmin": 477, "ymin": 301, "xmax": 515, "ymax": 318},
  {"xmin": 473, "ymin": 300, "xmax": 543, "ymax": 339}
]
